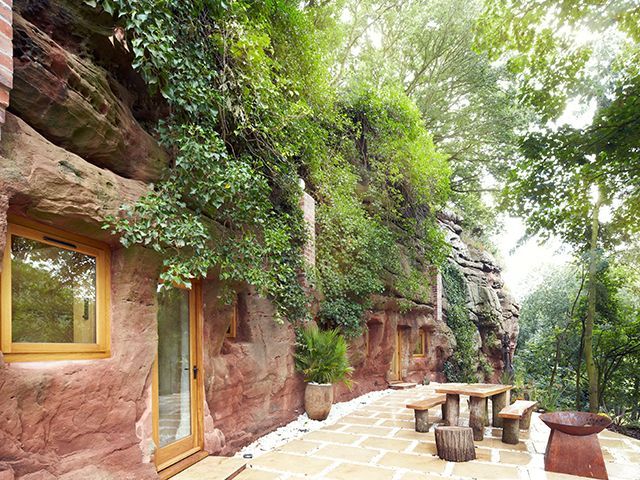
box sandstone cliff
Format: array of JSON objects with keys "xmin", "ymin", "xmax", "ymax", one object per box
[{"xmin": 440, "ymin": 211, "xmax": 520, "ymax": 381}]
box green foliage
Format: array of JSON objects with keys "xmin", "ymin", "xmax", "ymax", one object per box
[
  {"xmin": 313, "ymin": 85, "xmax": 450, "ymax": 337},
  {"xmin": 332, "ymin": 0, "xmax": 530, "ymax": 242},
  {"xmin": 92, "ymin": 0, "xmax": 328, "ymax": 322},
  {"xmin": 441, "ymin": 263, "xmax": 479, "ymax": 382},
  {"xmin": 89, "ymin": 1, "xmax": 451, "ymax": 330},
  {"xmin": 516, "ymin": 262, "xmax": 640, "ymax": 415},
  {"xmin": 478, "ymin": 0, "xmax": 640, "ymax": 251},
  {"xmin": 294, "ymin": 324, "xmax": 354, "ymax": 386},
  {"xmin": 475, "ymin": 0, "xmax": 640, "ymax": 121}
]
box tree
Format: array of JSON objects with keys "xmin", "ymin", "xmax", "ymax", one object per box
[
  {"xmin": 330, "ymin": 0, "xmax": 531, "ymax": 241},
  {"xmin": 477, "ymin": 0, "xmax": 640, "ymax": 411},
  {"xmin": 517, "ymin": 261, "xmax": 640, "ymax": 415}
]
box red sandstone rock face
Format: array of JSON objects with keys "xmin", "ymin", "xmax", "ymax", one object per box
[
  {"xmin": 201, "ymin": 283, "xmax": 305, "ymax": 455},
  {"xmin": 440, "ymin": 211, "xmax": 520, "ymax": 381},
  {"xmin": 11, "ymin": 13, "xmax": 168, "ymax": 182},
  {"xmin": 0, "ymin": 247, "xmax": 160, "ymax": 479},
  {"xmin": 0, "ymin": 113, "xmax": 147, "ymax": 245}
]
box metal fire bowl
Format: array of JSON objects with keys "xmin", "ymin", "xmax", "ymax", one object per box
[{"xmin": 540, "ymin": 412, "xmax": 612, "ymax": 436}]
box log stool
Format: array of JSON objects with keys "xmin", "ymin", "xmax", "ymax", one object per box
[
  {"xmin": 406, "ymin": 395, "xmax": 446, "ymax": 432},
  {"xmin": 435, "ymin": 426, "xmax": 476, "ymax": 462},
  {"xmin": 498, "ymin": 400, "xmax": 538, "ymax": 445}
]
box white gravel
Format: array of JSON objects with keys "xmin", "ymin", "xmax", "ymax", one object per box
[{"xmin": 234, "ymin": 388, "xmax": 393, "ymax": 459}]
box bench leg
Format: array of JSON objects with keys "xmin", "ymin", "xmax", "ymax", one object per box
[
  {"xmin": 469, "ymin": 396, "xmax": 485, "ymax": 441},
  {"xmin": 491, "ymin": 391, "xmax": 509, "ymax": 428},
  {"xmin": 444, "ymin": 394, "xmax": 460, "ymax": 426},
  {"xmin": 414, "ymin": 409, "xmax": 431, "ymax": 433},
  {"xmin": 502, "ymin": 418, "xmax": 520, "ymax": 445},
  {"xmin": 520, "ymin": 410, "xmax": 533, "ymax": 430}
]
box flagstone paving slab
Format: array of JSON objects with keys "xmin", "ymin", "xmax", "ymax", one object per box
[
  {"xmin": 303, "ymin": 430, "xmax": 364, "ymax": 444},
  {"xmin": 249, "ymin": 452, "xmax": 333, "ymax": 475},
  {"xmin": 376, "ymin": 451, "xmax": 447, "ymax": 474},
  {"xmin": 360, "ymin": 436, "xmax": 415, "ymax": 452},
  {"xmin": 324, "ymin": 463, "xmax": 395, "ymax": 480},
  {"xmin": 275, "ymin": 439, "xmax": 322, "ymax": 454},
  {"xmin": 314, "ymin": 444, "xmax": 381, "ymax": 463}
]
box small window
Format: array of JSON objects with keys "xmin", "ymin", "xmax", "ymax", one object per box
[
  {"xmin": 225, "ymin": 295, "xmax": 238, "ymax": 338},
  {"xmin": 413, "ymin": 330, "xmax": 426, "ymax": 357},
  {"xmin": 1, "ymin": 217, "xmax": 110, "ymax": 361}
]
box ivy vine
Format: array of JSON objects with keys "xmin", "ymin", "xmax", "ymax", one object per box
[
  {"xmin": 92, "ymin": 0, "xmax": 326, "ymax": 321},
  {"xmin": 89, "ymin": 1, "xmax": 451, "ymax": 331},
  {"xmin": 442, "ymin": 262, "xmax": 479, "ymax": 382}
]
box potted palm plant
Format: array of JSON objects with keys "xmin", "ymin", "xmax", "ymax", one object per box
[{"xmin": 294, "ymin": 324, "xmax": 353, "ymax": 420}]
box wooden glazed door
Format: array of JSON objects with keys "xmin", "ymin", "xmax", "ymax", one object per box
[{"xmin": 153, "ymin": 284, "xmax": 203, "ymax": 472}]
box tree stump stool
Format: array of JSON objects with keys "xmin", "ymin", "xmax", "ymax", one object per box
[{"xmin": 435, "ymin": 426, "xmax": 476, "ymax": 462}]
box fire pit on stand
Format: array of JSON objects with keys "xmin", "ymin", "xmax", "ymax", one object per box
[{"xmin": 540, "ymin": 412, "xmax": 612, "ymax": 480}]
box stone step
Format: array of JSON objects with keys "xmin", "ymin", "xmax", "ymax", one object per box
[
  {"xmin": 170, "ymin": 455, "xmax": 246, "ymax": 480},
  {"xmin": 389, "ymin": 382, "xmax": 417, "ymax": 390}
]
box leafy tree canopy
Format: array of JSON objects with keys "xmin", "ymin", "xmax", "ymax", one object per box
[{"xmin": 327, "ymin": 0, "xmax": 531, "ymax": 241}]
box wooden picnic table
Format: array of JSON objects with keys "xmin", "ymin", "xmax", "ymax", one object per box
[{"xmin": 434, "ymin": 383, "xmax": 513, "ymax": 441}]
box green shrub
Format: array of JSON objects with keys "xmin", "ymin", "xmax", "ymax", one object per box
[{"xmin": 294, "ymin": 324, "xmax": 354, "ymax": 387}]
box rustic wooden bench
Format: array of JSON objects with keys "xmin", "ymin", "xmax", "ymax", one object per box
[
  {"xmin": 499, "ymin": 400, "xmax": 538, "ymax": 444},
  {"xmin": 406, "ymin": 395, "xmax": 447, "ymax": 432}
]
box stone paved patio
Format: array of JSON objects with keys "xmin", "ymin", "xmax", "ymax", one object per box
[{"xmin": 177, "ymin": 384, "xmax": 640, "ymax": 480}]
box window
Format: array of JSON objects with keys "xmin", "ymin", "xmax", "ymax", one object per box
[
  {"xmin": 1, "ymin": 217, "xmax": 110, "ymax": 361},
  {"xmin": 413, "ymin": 330, "xmax": 426, "ymax": 357},
  {"xmin": 225, "ymin": 295, "xmax": 238, "ymax": 338}
]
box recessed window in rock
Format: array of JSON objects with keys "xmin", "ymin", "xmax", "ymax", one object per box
[
  {"xmin": 11, "ymin": 235, "xmax": 97, "ymax": 343},
  {"xmin": 157, "ymin": 286, "xmax": 192, "ymax": 447},
  {"xmin": 1, "ymin": 219, "xmax": 110, "ymax": 362},
  {"xmin": 413, "ymin": 330, "xmax": 426, "ymax": 357}
]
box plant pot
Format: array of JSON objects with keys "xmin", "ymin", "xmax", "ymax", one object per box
[{"xmin": 304, "ymin": 382, "xmax": 334, "ymax": 420}]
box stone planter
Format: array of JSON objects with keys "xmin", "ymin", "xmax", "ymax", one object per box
[{"xmin": 304, "ymin": 382, "xmax": 334, "ymax": 420}]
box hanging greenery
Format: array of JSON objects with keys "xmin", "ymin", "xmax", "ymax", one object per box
[{"xmin": 90, "ymin": 0, "xmax": 451, "ymax": 332}]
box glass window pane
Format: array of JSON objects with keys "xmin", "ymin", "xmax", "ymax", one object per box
[
  {"xmin": 11, "ymin": 235, "xmax": 97, "ymax": 343},
  {"xmin": 157, "ymin": 286, "xmax": 192, "ymax": 447},
  {"xmin": 414, "ymin": 332, "xmax": 424, "ymax": 355}
]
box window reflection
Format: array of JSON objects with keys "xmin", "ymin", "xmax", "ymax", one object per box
[
  {"xmin": 11, "ymin": 235, "xmax": 97, "ymax": 343},
  {"xmin": 157, "ymin": 286, "xmax": 192, "ymax": 447}
]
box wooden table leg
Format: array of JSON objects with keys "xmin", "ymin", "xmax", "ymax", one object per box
[
  {"xmin": 483, "ymin": 397, "xmax": 490, "ymax": 426},
  {"xmin": 444, "ymin": 394, "xmax": 460, "ymax": 426},
  {"xmin": 469, "ymin": 396, "xmax": 485, "ymax": 441},
  {"xmin": 491, "ymin": 391, "xmax": 509, "ymax": 428}
]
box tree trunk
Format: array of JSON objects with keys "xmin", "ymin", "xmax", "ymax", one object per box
[
  {"xmin": 633, "ymin": 375, "xmax": 640, "ymax": 421},
  {"xmin": 435, "ymin": 426, "xmax": 476, "ymax": 462},
  {"xmin": 585, "ymin": 195, "xmax": 601, "ymax": 413},
  {"xmin": 549, "ymin": 333, "xmax": 561, "ymax": 390},
  {"xmin": 576, "ymin": 317, "xmax": 585, "ymax": 410}
]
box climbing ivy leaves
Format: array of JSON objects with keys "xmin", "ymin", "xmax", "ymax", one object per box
[
  {"xmin": 92, "ymin": 0, "xmax": 451, "ymax": 331},
  {"xmin": 95, "ymin": 0, "xmax": 317, "ymax": 321}
]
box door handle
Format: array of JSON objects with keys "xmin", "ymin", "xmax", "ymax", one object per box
[{"xmin": 193, "ymin": 365, "xmax": 198, "ymax": 380}]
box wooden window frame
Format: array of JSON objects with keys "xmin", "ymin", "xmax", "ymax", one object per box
[
  {"xmin": 413, "ymin": 329, "xmax": 426, "ymax": 358},
  {"xmin": 1, "ymin": 216, "xmax": 111, "ymax": 362}
]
